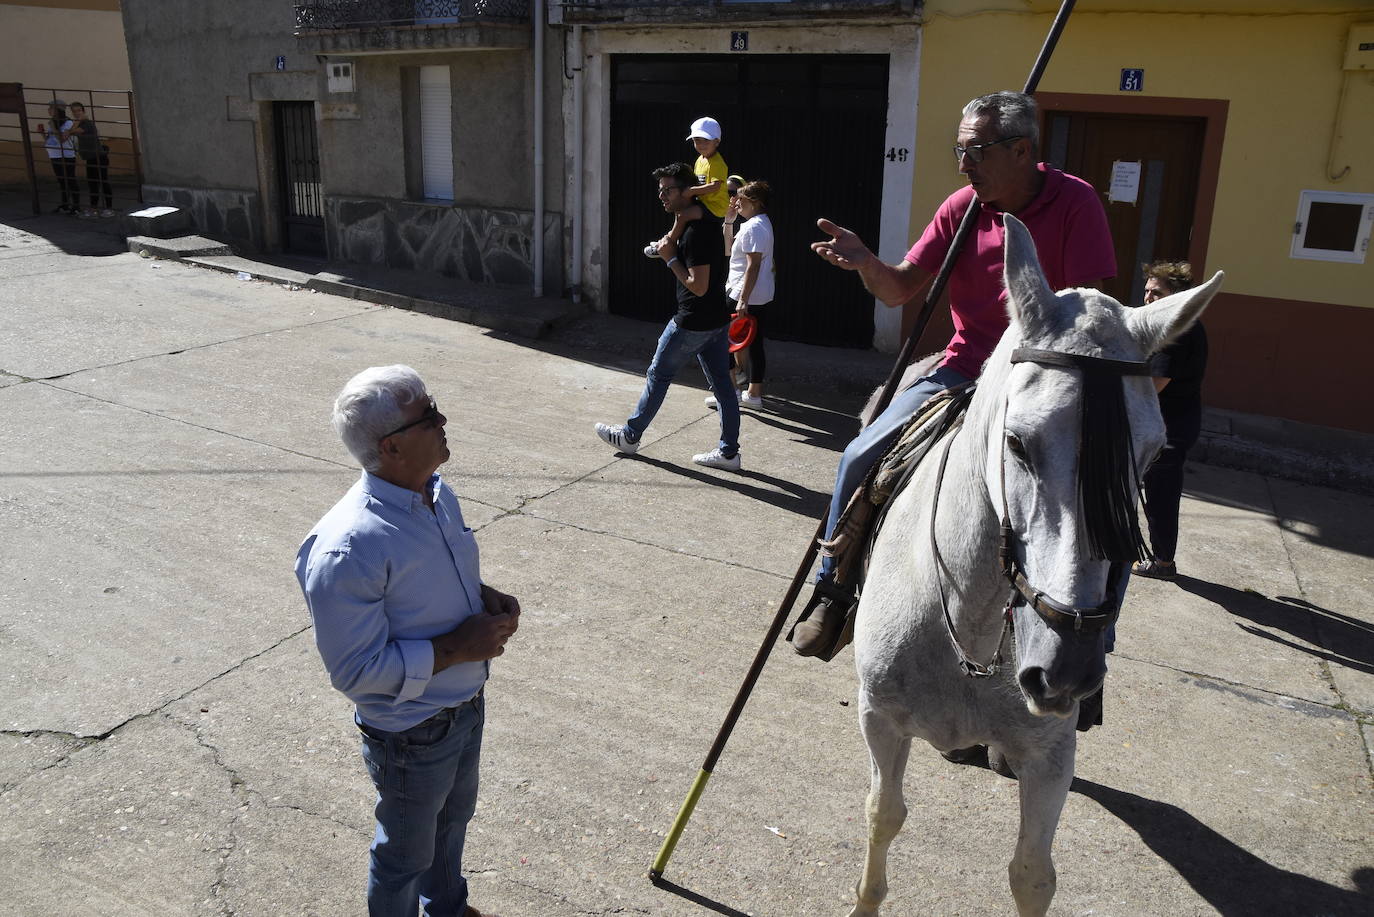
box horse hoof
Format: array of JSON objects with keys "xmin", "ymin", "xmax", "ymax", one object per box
[
  {"xmin": 940, "ymin": 744, "xmax": 986, "ymax": 766},
  {"xmin": 988, "ymin": 748, "xmax": 1018, "ymax": 779}
]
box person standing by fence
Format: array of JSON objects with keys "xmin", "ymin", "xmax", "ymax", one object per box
[
  {"xmin": 64, "ymin": 102, "xmax": 114, "ymax": 218},
  {"xmin": 35, "ymin": 100, "xmax": 78, "ymax": 214}
]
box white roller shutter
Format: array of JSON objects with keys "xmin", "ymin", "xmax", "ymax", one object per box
[{"xmin": 419, "ymin": 65, "xmax": 454, "ymax": 201}]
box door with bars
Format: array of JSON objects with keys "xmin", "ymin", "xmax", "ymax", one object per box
[{"xmin": 273, "ymin": 101, "xmax": 325, "ymax": 255}]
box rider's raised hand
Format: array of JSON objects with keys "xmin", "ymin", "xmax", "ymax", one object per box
[{"xmin": 812, "ymin": 218, "xmax": 874, "ymax": 272}]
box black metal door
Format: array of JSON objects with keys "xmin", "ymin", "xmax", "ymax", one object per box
[
  {"xmin": 273, "ymin": 101, "xmax": 325, "ymax": 255},
  {"xmin": 609, "ymin": 54, "xmax": 888, "ymax": 348}
]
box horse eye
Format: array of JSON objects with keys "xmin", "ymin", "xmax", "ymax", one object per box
[{"xmin": 1006, "ymin": 433, "xmax": 1030, "ymax": 464}]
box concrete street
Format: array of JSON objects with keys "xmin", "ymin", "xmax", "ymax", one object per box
[{"xmin": 1, "ymin": 211, "xmax": 1370, "ymax": 916}]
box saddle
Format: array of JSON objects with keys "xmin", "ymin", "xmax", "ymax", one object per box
[{"xmin": 803, "ymin": 381, "xmax": 977, "ymax": 655}]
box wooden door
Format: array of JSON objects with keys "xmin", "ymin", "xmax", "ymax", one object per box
[{"xmin": 1043, "ymin": 112, "xmax": 1205, "ymax": 305}]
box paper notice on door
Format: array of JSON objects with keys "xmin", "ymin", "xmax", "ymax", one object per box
[{"xmin": 1109, "ymin": 161, "xmax": 1142, "ymax": 204}]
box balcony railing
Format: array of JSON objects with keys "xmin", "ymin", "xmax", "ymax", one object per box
[
  {"xmin": 294, "ymin": 0, "xmax": 530, "ymax": 32},
  {"xmin": 555, "ymin": 0, "xmax": 917, "ymax": 24}
]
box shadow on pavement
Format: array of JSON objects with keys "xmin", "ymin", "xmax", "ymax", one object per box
[
  {"xmin": 0, "ymin": 195, "xmax": 128, "ymax": 257},
  {"xmin": 1178, "ymin": 461, "xmax": 1374, "ymax": 562},
  {"xmin": 1175, "ymin": 575, "xmax": 1374, "ymax": 675},
  {"xmin": 741, "ymin": 400, "xmax": 854, "ymax": 454},
  {"xmin": 648, "ymin": 876, "xmax": 753, "ymax": 917},
  {"xmin": 1073, "ymin": 778, "xmax": 1374, "ymax": 915},
  {"xmin": 629, "ymin": 454, "xmax": 830, "ymax": 519}
]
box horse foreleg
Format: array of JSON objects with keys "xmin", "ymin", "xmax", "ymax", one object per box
[
  {"xmin": 1007, "ymin": 746, "xmax": 1074, "ymax": 917},
  {"xmin": 847, "ymin": 706, "xmax": 912, "ymax": 917}
]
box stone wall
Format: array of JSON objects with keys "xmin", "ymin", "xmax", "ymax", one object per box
[
  {"xmin": 327, "ymin": 197, "xmax": 561, "ymax": 290},
  {"xmin": 141, "ymin": 186, "xmax": 263, "ymax": 252}
]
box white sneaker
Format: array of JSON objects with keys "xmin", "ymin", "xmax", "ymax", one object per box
[
  {"xmin": 692, "ymin": 448, "xmax": 741, "ymax": 471},
  {"xmin": 643, "ymin": 241, "xmax": 661, "ymax": 259},
  {"xmin": 740, "ymin": 392, "xmax": 763, "ymax": 409},
  {"xmin": 595, "ymin": 422, "xmax": 639, "ymax": 454},
  {"xmin": 704, "ymin": 390, "xmax": 743, "ymax": 410}
]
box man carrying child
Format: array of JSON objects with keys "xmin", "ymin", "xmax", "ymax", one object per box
[{"xmin": 596, "ymin": 163, "xmax": 741, "ymax": 471}]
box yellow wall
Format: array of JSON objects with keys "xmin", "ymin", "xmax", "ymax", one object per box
[
  {"xmin": 914, "ymin": 3, "xmax": 1374, "ymax": 309},
  {"xmin": 0, "ymin": 3, "xmax": 132, "ymax": 90}
]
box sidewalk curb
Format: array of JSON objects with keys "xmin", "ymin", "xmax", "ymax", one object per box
[
  {"xmin": 126, "ymin": 234, "xmax": 584, "ymax": 339},
  {"xmin": 1197, "ymin": 408, "xmax": 1374, "ymax": 496}
]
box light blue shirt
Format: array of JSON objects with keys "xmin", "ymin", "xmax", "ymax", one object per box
[{"xmin": 295, "ymin": 471, "xmax": 487, "ymax": 731}]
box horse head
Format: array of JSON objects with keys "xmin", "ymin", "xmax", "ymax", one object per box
[{"xmin": 991, "ymin": 214, "xmax": 1223, "ymax": 717}]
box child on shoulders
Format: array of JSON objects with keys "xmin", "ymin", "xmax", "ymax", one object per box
[{"xmin": 645, "ymin": 116, "xmax": 730, "ymax": 258}]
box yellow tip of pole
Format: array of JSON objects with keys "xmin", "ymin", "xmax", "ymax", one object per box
[{"xmin": 649, "ymin": 768, "xmax": 712, "ymax": 880}]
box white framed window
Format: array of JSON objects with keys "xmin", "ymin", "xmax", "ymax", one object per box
[
  {"xmin": 419, "ymin": 65, "xmax": 454, "ymax": 202},
  {"xmin": 1290, "ymin": 190, "xmax": 1373, "ymax": 264},
  {"xmin": 327, "ymin": 61, "xmax": 354, "ymax": 94}
]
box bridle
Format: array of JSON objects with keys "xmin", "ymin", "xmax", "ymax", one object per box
[{"xmin": 930, "ymin": 346, "xmax": 1154, "ymax": 678}]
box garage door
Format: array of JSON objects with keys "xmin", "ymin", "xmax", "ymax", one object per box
[{"xmin": 609, "ymin": 54, "xmax": 889, "ymax": 349}]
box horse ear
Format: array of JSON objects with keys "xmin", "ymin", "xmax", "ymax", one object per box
[
  {"xmin": 1002, "ymin": 214, "xmax": 1055, "ymax": 332},
  {"xmin": 1126, "ymin": 271, "xmax": 1226, "ymax": 353}
]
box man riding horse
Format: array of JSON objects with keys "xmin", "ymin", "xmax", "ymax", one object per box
[{"xmin": 794, "ymin": 90, "xmax": 1117, "ymax": 660}]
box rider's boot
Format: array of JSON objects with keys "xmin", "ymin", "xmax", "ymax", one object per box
[
  {"xmin": 789, "ymin": 578, "xmax": 857, "ymax": 660},
  {"xmin": 1076, "ymin": 684, "xmax": 1104, "ymax": 731}
]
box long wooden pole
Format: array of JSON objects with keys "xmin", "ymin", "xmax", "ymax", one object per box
[{"xmin": 650, "ymin": 0, "xmax": 1079, "ymax": 882}]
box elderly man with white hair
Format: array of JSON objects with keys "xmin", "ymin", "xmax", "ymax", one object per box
[{"xmin": 296, "ymin": 364, "xmax": 519, "ymax": 917}]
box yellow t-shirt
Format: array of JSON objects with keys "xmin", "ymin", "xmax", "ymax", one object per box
[{"xmin": 694, "ymin": 152, "xmax": 731, "ymax": 218}]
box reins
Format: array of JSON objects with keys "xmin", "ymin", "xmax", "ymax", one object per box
[{"xmin": 926, "ymin": 414, "xmax": 1010, "ymax": 678}]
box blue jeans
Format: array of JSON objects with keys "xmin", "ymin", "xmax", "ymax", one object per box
[
  {"xmin": 819, "ymin": 364, "xmax": 971, "ymax": 582},
  {"xmin": 627, "ymin": 318, "xmax": 740, "ymax": 456},
  {"xmin": 358, "ymin": 694, "xmax": 484, "ymax": 917}
]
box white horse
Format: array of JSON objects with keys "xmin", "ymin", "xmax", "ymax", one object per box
[{"xmin": 848, "ymin": 214, "xmax": 1223, "ymax": 917}]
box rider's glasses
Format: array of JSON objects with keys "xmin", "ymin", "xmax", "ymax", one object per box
[{"xmin": 953, "ymin": 136, "xmax": 1023, "ymax": 164}]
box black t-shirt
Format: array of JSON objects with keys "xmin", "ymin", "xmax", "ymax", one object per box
[
  {"xmin": 672, "ymin": 213, "xmax": 728, "ymax": 331},
  {"xmin": 72, "ymin": 119, "xmax": 101, "ymax": 159},
  {"xmin": 1152, "ymin": 320, "xmax": 1208, "ymax": 444}
]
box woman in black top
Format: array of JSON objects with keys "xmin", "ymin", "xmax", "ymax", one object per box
[{"xmin": 1134, "ymin": 261, "xmax": 1209, "ymax": 579}]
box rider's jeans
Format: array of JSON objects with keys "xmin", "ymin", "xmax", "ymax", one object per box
[{"xmin": 818, "ymin": 364, "xmax": 971, "ymax": 582}]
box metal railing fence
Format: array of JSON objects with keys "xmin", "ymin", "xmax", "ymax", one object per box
[
  {"xmin": 294, "ymin": 0, "xmax": 531, "ymax": 31},
  {"xmin": 0, "ymin": 86, "xmax": 143, "ymax": 216}
]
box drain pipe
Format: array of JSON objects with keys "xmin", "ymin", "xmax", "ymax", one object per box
[
  {"xmin": 533, "ymin": 0, "xmax": 545, "ymax": 298},
  {"xmin": 571, "ymin": 24, "xmax": 584, "ymax": 304}
]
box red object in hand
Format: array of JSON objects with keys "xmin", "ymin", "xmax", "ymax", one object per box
[{"xmin": 728, "ymin": 315, "xmax": 757, "ymax": 353}]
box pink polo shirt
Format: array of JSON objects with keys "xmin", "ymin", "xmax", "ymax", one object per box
[{"xmin": 907, "ymin": 164, "xmax": 1116, "ymax": 380}]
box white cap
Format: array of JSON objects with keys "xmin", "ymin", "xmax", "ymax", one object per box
[{"xmin": 686, "ymin": 117, "xmax": 721, "ymax": 142}]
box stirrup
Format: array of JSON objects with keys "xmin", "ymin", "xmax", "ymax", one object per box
[{"xmin": 787, "ymin": 580, "xmax": 858, "ymax": 661}]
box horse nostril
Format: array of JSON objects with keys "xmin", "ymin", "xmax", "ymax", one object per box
[{"xmin": 1018, "ymin": 667, "xmax": 1050, "ymax": 699}]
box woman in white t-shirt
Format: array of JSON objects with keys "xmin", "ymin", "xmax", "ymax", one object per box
[
  {"xmin": 721, "ymin": 180, "xmax": 775, "ymax": 408},
  {"xmin": 35, "ymin": 100, "xmax": 79, "ymax": 214}
]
